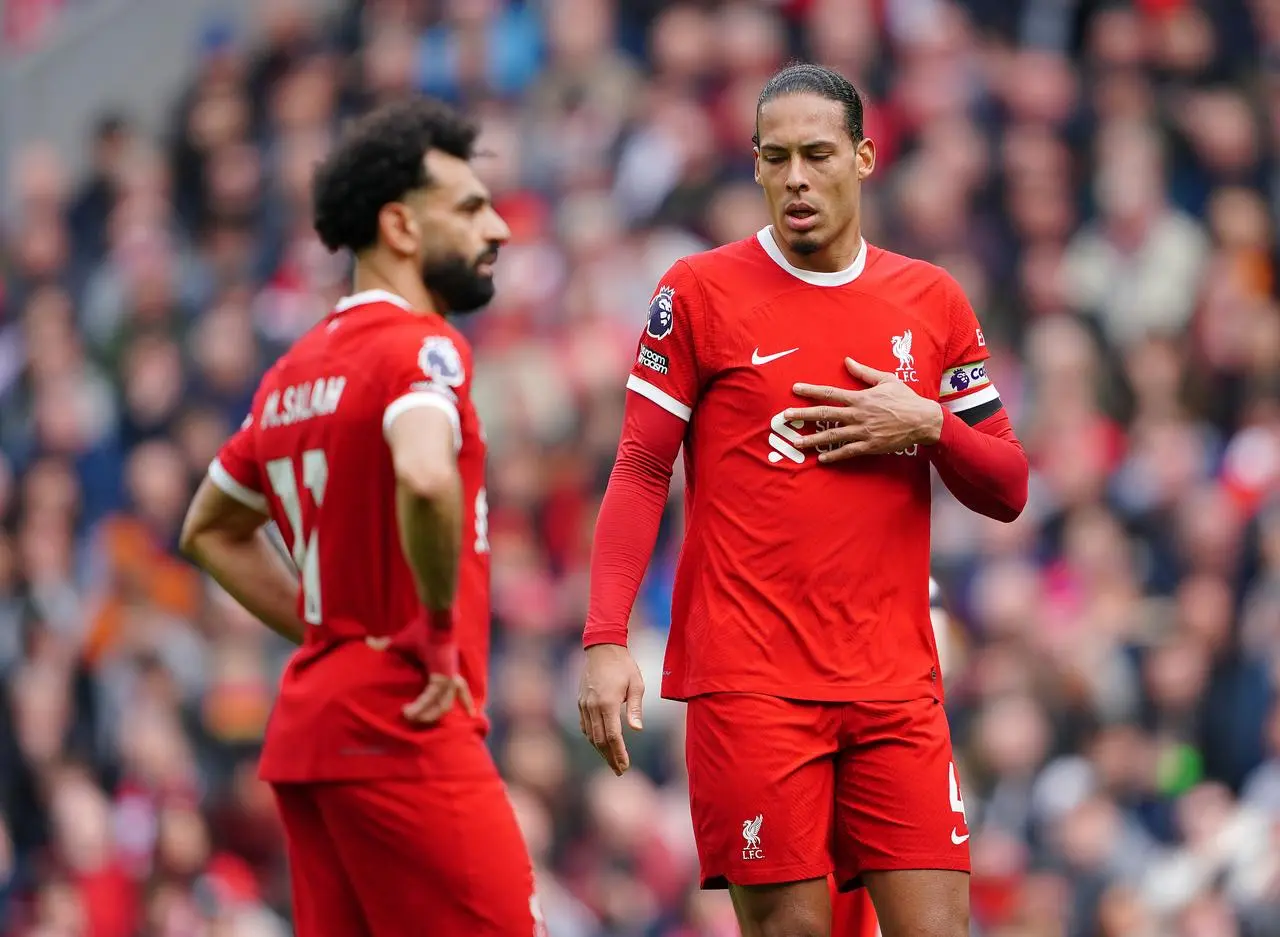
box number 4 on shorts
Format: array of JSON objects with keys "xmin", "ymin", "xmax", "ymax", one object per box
[{"xmin": 948, "ymin": 761, "xmax": 969, "ymax": 845}]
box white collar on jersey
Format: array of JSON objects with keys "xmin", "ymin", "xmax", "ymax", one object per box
[
  {"xmin": 332, "ymin": 289, "xmax": 415, "ymax": 313},
  {"xmin": 756, "ymin": 226, "xmax": 868, "ymax": 288}
]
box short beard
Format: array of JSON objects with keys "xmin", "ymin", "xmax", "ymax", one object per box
[
  {"xmin": 421, "ymin": 254, "xmax": 496, "ymax": 314},
  {"xmin": 788, "ymin": 236, "xmax": 822, "ymax": 256}
]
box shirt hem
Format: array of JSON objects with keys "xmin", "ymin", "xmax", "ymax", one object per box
[
  {"xmin": 660, "ymin": 677, "xmax": 942, "ymax": 704},
  {"xmin": 257, "ymin": 721, "xmax": 491, "ymax": 784}
]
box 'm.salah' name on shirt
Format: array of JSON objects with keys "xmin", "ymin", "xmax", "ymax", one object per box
[{"xmin": 260, "ymin": 377, "xmax": 347, "ymax": 428}]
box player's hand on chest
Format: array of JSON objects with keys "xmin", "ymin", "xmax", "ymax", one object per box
[{"xmin": 728, "ymin": 298, "xmax": 944, "ymax": 465}]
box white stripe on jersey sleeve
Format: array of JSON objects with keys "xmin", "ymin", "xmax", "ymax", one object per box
[
  {"xmin": 626, "ymin": 374, "xmax": 692, "ymax": 421},
  {"xmin": 208, "ymin": 458, "xmax": 270, "ymax": 514},
  {"xmin": 944, "ymin": 383, "xmax": 1000, "ymax": 413},
  {"xmin": 383, "ymin": 391, "xmax": 463, "ymax": 451}
]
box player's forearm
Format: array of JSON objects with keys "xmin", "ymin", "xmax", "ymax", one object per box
[
  {"xmin": 395, "ymin": 471, "xmax": 463, "ymax": 612},
  {"xmin": 929, "ymin": 408, "xmax": 1028, "ymax": 522},
  {"xmin": 585, "ymin": 476, "xmax": 667, "ymax": 647},
  {"xmin": 185, "ymin": 530, "xmax": 306, "ymax": 644},
  {"xmin": 584, "ymin": 395, "xmax": 685, "ymax": 648}
]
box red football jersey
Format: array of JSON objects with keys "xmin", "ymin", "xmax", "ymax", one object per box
[
  {"xmin": 629, "ymin": 229, "xmax": 997, "ymax": 703},
  {"xmin": 209, "ymin": 289, "xmax": 492, "ymax": 782}
]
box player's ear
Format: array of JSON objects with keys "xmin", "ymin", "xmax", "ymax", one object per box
[
  {"xmin": 856, "ymin": 137, "xmax": 876, "ymax": 181},
  {"xmin": 378, "ymin": 202, "xmax": 419, "ymax": 257},
  {"xmin": 752, "ymin": 146, "xmax": 762, "ymax": 186}
]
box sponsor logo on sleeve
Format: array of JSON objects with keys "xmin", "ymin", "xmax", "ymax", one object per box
[
  {"xmin": 645, "ymin": 286, "xmax": 676, "ymax": 340},
  {"xmin": 637, "ymin": 345, "xmax": 669, "ymax": 375}
]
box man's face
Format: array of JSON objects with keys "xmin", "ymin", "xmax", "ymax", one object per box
[
  {"xmin": 411, "ymin": 149, "xmax": 511, "ymax": 313},
  {"xmin": 753, "ymin": 93, "xmax": 875, "ymax": 257}
]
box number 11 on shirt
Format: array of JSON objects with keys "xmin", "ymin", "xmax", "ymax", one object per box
[
  {"xmin": 266, "ymin": 449, "xmax": 329, "ymax": 625},
  {"xmin": 267, "ymin": 448, "xmax": 492, "ymax": 626}
]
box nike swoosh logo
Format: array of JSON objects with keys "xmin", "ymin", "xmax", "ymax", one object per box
[
  {"xmin": 752, "ymin": 347, "xmax": 799, "ymax": 365},
  {"xmin": 951, "ymin": 828, "xmax": 970, "ymax": 845}
]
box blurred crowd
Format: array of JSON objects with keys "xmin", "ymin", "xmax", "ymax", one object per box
[{"xmin": 3, "ymin": 0, "xmax": 1280, "ymax": 935}]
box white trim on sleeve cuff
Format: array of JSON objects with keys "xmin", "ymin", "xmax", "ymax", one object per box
[
  {"xmin": 944, "ymin": 383, "xmax": 1001, "ymax": 413},
  {"xmin": 208, "ymin": 458, "xmax": 270, "ymax": 514},
  {"xmin": 626, "ymin": 374, "xmax": 692, "ymax": 421},
  {"xmin": 383, "ymin": 391, "xmax": 463, "ymax": 451}
]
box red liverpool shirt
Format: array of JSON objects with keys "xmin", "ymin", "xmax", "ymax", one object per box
[
  {"xmin": 623, "ymin": 230, "xmax": 997, "ymax": 703},
  {"xmin": 209, "ymin": 290, "xmax": 493, "ymax": 781}
]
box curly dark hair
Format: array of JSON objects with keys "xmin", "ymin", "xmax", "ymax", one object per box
[
  {"xmin": 312, "ymin": 97, "xmax": 480, "ymax": 254},
  {"xmin": 753, "ymin": 62, "xmax": 864, "ymax": 145}
]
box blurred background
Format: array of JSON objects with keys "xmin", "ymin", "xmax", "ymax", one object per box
[{"xmin": 2, "ymin": 0, "xmax": 1279, "ymax": 935}]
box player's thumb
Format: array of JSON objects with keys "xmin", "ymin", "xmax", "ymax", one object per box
[{"xmin": 625, "ymin": 679, "xmax": 644, "ymax": 731}]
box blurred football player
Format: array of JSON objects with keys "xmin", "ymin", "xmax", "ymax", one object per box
[{"xmin": 181, "ymin": 98, "xmax": 543, "ymax": 936}]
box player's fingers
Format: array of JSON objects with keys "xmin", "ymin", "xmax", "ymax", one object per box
[
  {"xmin": 589, "ymin": 711, "xmax": 625, "ymax": 773},
  {"xmin": 402, "ymin": 686, "xmax": 434, "ymax": 720},
  {"xmin": 818, "ymin": 441, "xmax": 876, "ymax": 463},
  {"xmin": 795, "ymin": 426, "xmax": 861, "ymax": 450},
  {"xmin": 782, "ymin": 405, "xmax": 848, "ymax": 425},
  {"xmin": 455, "ymin": 677, "xmax": 477, "ymax": 717},
  {"xmin": 404, "ymin": 678, "xmax": 453, "ymax": 723},
  {"xmin": 420, "ymin": 681, "xmax": 458, "ymax": 723},
  {"xmin": 585, "ymin": 700, "xmax": 609, "ymax": 750},
  {"xmin": 603, "ymin": 708, "xmax": 630, "ymax": 776},
  {"xmin": 845, "ymin": 357, "xmax": 896, "ymax": 384},
  {"xmin": 625, "ymin": 676, "xmax": 645, "ymax": 731},
  {"xmin": 790, "ymin": 383, "xmax": 856, "ymax": 405}
]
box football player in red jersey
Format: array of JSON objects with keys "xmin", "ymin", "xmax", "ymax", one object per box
[
  {"xmin": 179, "ymin": 99, "xmax": 545, "ymax": 936},
  {"xmin": 578, "ymin": 64, "xmax": 1028, "ymax": 937}
]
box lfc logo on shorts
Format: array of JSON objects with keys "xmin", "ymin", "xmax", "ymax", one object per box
[{"xmin": 741, "ymin": 813, "xmax": 764, "ymax": 860}]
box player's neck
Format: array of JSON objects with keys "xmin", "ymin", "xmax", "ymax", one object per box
[
  {"xmin": 350, "ymin": 258, "xmax": 440, "ymax": 316},
  {"xmin": 770, "ymin": 224, "xmax": 865, "ymax": 274}
]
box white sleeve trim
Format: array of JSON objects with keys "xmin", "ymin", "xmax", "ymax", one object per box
[
  {"xmin": 383, "ymin": 391, "xmax": 463, "ymax": 451},
  {"xmin": 208, "ymin": 458, "xmax": 269, "ymax": 514},
  {"xmin": 944, "ymin": 383, "xmax": 1001, "ymax": 413},
  {"xmin": 626, "ymin": 374, "xmax": 692, "ymax": 421}
]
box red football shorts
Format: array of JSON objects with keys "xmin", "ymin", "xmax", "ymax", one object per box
[
  {"xmin": 272, "ymin": 733, "xmax": 544, "ymax": 937},
  {"xmin": 684, "ymin": 693, "xmax": 970, "ymax": 891}
]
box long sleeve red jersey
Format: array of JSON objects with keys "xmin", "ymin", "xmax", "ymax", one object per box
[{"xmin": 585, "ymin": 229, "xmax": 1027, "ymax": 704}]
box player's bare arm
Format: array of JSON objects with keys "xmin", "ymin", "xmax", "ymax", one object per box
[
  {"xmin": 179, "ymin": 480, "xmax": 306, "ymax": 645},
  {"xmin": 785, "ymin": 357, "xmax": 944, "ymax": 459},
  {"xmin": 386, "ymin": 405, "xmax": 476, "ymax": 723}
]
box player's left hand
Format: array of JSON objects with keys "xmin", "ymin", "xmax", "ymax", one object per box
[
  {"xmin": 403, "ymin": 673, "xmax": 477, "ymax": 724},
  {"xmin": 785, "ymin": 358, "xmax": 944, "ymax": 463}
]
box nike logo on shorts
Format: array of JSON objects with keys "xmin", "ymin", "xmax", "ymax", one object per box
[{"xmin": 950, "ymin": 828, "xmax": 969, "ymax": 845}]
